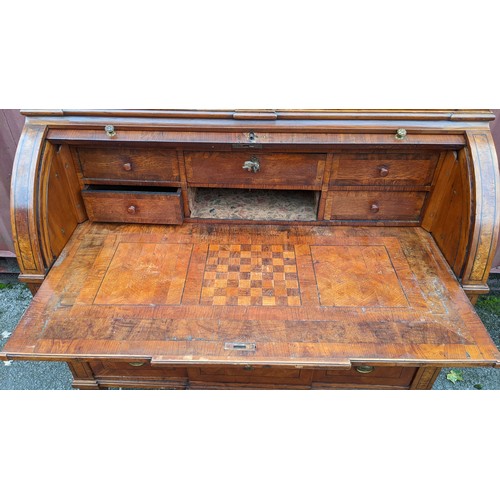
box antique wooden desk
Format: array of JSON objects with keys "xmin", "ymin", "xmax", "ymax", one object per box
[{"xmin": 2, "ymin": 109, "xmax": 499, "ymax": 389}]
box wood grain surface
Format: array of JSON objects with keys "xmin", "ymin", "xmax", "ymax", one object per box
[
  {"xmin": 185, "ymin": 152, "xmax": 325, "ymax": 188},
  {"xmin": 82, "ymin": 188, "xmax": 183, "ymax": 224},
  {"xmin": 3, "ymin": 222, "xmax": 498, "ymax": 368},
  {"xmin": 331, "ymin": 152, "xmax": 439, "ymax": 186},
  {"xmin": 77, "ymin": 147, "xmax": 180, "ymax": 182},
  {"xmin": 324, "ymin": 190, "xmax": 427, "ymax": 221}
]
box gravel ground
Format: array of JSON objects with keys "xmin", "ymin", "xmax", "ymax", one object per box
[{"xmin": 1, "ymin": 275, "xmax": 499, "ymax": 390}]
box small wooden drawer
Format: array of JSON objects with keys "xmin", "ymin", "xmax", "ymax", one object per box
[
  {"xmin": 90, "ymin": 360, "xmax": 187, "ymax": 379},
  {"xmin": 325, "ymin": 190, "xmax": 426, "ymax": 221},
  {"xmin": 185, "ymin": 152, "xmax": 325, "ymax": 188},
  {"xmin": 331, "ymin": 152, "xmax": 438, "ymax": 186},
  {"xmin": 188, "ymin": 365, "xmax": 313, "ymax": 387},
  {"xmin": 89, "ymin": 360, "xmax": 188, "ymax": 389},
  {"xmin": 82, "ymin": 186, "xmax": 183, "ymax": 224},
  {"xmin": 77, "ymin": 147, "xmax": 180, "ymax": 182},
  {"xmin": 313, "ymin": 366, "xmax": 417, "ymax": 388}
]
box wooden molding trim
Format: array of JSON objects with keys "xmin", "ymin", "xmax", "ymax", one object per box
[
  {"xmin": 20, "ymin": 109, "xmax": 497, "ymax": 122},
  {"xmin": 462, "ymin": 130, "xmax": 500, "ymax": 287},
  {"xmin": 10, "ymin": 123, "xmax": 48, "ymax": 276}
]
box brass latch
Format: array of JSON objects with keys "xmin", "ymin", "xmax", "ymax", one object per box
[{"xmin": 224, "ymin": 342, "xmax": 256, "ymax": 351}]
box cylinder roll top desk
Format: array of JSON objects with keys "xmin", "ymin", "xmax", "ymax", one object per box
[{"xmin": 2, "ymin": 109, "xmax": 499, "ymax": 389}]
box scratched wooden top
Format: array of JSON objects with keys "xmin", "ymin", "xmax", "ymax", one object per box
[{"xmin": 3, "ymin": 222, "xmax": 499, "ymax": 368}]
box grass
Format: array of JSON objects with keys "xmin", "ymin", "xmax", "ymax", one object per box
[{"xmin": 477, "ymin": 294, "xmax": 500, "ymax": 315}]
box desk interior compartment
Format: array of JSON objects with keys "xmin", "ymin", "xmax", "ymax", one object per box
[{"xmin": 188, "ymin": 187, "xmax": 320, "ymax": 221}]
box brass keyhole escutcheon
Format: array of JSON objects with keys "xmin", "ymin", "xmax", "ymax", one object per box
[{"xmin": 242, "ymin": 156, "xmax": 260, "ymax": 173}]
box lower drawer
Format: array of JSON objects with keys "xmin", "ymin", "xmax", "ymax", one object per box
[
  {"xmin": 89, "ymin": 360, "xmax": 188, "ymax": 386},
  {"xmin": 325, "ymin": 190, "xmax": 426, "ymax": 221},
  {"xmin": 81, "ymin": 362, "xmax": 418, "ymax": 389},
  {"xmin": 188, "ymin": 365, "xmax": 313, "ymax": 387},
  {"xmin": 82, "ymin": 186, "xmax": 183, "ymax": 224},
  {"xmin": 312, "ymin": 366, "xmax": 417, "ymax": 388}
]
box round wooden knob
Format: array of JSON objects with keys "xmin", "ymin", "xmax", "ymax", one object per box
[
  {"xmin": 378, "ymin": 166, "xmax": 389, "ymax": 177},
  {"xmin": 370, "ymin": 203, "xmax": 379, "ymax": 213},
  {"xmin": 127, "ymin": 205, "xmax": 137, "ymax": 214},
  {"xmin": 356, "ymin": 365, "xmax": 374, "ymax": 374},
  {"xmin": 122, "ymin": 162, "xmax": 132, "ymax": 171}
]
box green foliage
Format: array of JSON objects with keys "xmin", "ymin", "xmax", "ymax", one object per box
[
  {"xmin": 474, "ymin": 384, "xmax": 483, "ymax": 390},
  {"xmin": 476, "ymin": 295, "xmax": 500, "ymax": 314},
  {"xmin": 446, "ymin": 369, "xmax": 463, "ymax": 384},
  {"xmin": 0, "ymin": 283, "xmax": 13, "ymax": 290}
]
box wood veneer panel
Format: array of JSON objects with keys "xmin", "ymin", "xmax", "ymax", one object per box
[
  {"xmin": 77, "ymin": 147, "xmax": 180, "ymax": 182},
  {"xmin": 185, "ymin": 152, "xmax": 325, "ymax": 188},
  {"xmin": 325, "ymin": 191, "xmax": 426, "ymax": 221},
  {"xmin": 331, "ymin": 152, "xmax": 439, "ymax": 186},
  {"xmin": 82, "ymin": 188, "xmax": 183, "ymax": 225},
  {"xmin": 311, "ymin": 245, "xmax": 408, "ymax": 307},
  {"xmin": 2, "ymin": 223, "xmax": 499, "ymax": 367}
]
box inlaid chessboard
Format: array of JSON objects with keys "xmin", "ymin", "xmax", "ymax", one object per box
[
  {"xmin": 4, "ymin": 222, "xmax": 498, "ymax": 367},
  {"xmin": 200, "ymin": 244, "xmax": 301, "ymax": 306}
]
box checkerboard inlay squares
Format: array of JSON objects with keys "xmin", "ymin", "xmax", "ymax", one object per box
[{"xmin": 200, "ymin": 244, "xmax": 301, "ymax": 306}]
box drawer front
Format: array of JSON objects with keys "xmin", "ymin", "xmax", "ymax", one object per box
[
  {"xmin": 188, "ymin": 365, "xmax": 313, "ymax": 386},
  {"xmin": 331, "ymin": 152, "xmax": 439, "ymax": 186},
  {"xmin": 325, "ymin": 191, "xmax": 426, "ymax": 221},
  {"xmin": 90, "ymin": 360, "xmax": 188, "ymax": 379},
  {"xmin": 78, "ymin": 147, "xmax": 180, "ymax": 182},
  {"xmin": 313, "ymin": 366, "xmax": 417, "ymax": 387},
  {"xmin": 185, "ymin": 152, "xmax": 325, "ymax": 187},
  {"xmin": 82, "ymin": 188, "xmax": 183, "ymax": 224}
]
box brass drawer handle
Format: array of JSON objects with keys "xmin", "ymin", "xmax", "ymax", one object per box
[
  {"xmin": 378, "ymin": 166, "xmax": 389, "ymax": 177},
  {"xmin": 127, "ymin": 205, "xmax": 137, "ymax": 214},
  {"xmin": 129, "ymin": 362, "xmax": 145, "ymax": 367},
  {"xmin": 104, "ymin": 124, "xmax": 116, "ymax": 137},
  {"xmin": 370, "ymin": 203, "xmax": 379, "ymax": 213},
  {"xmin": 122, "ymin": 162, "xmax": 133, "ymax": 171},
  {"xmin": 395, "ymin": 128, "xmax": 407, "ymax": 140},
  {"xmin": 356, "ymin": 365, "xmax": 374, "ymax": 374},
  {"xmin": 242, "ymin": 156, "xmax": 260, "ymax": 173}
]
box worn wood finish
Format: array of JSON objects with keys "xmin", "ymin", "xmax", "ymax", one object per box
[
  {"xmin": 3, "ymin": 109, "xmax": 500, "ymax": 389},
  {"xmin": 422, "ymin": 151, "xmax": 471, "ymax": 276},
  {"xmin": 461, "ymin": 130, "xmax": 500, "ymax": 295},
  {"xmin": 2, "ymin": 222, "xmax": 498, "ymax": 373},
  {"xmin": 330, "ymin": 152, "xmax": 439, "ymax": 186},
  {"xmin": 324, "ymin": 190, "xmax": 426, "ymax": 221},
  {"xmin": 77, "ymin": 147, "xmax": 180, "ymax": 183},
  {"xmin": 185, "ymin": 152, "xmax": 325, "ymax": 188},
  {"xmin": 10, "ymin": 123, "xmax": 49, "ymax": 279},
  {"xmin": 41, "ymin": 143, "xmax": 82, "ymax": 259},
  {"xmin": 312, "ymin": 366, "xmax": 417, "ymax": 388},
  {"xmin": 82, "ymin": 188, "xmax": 183, "ymax": 225}
]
